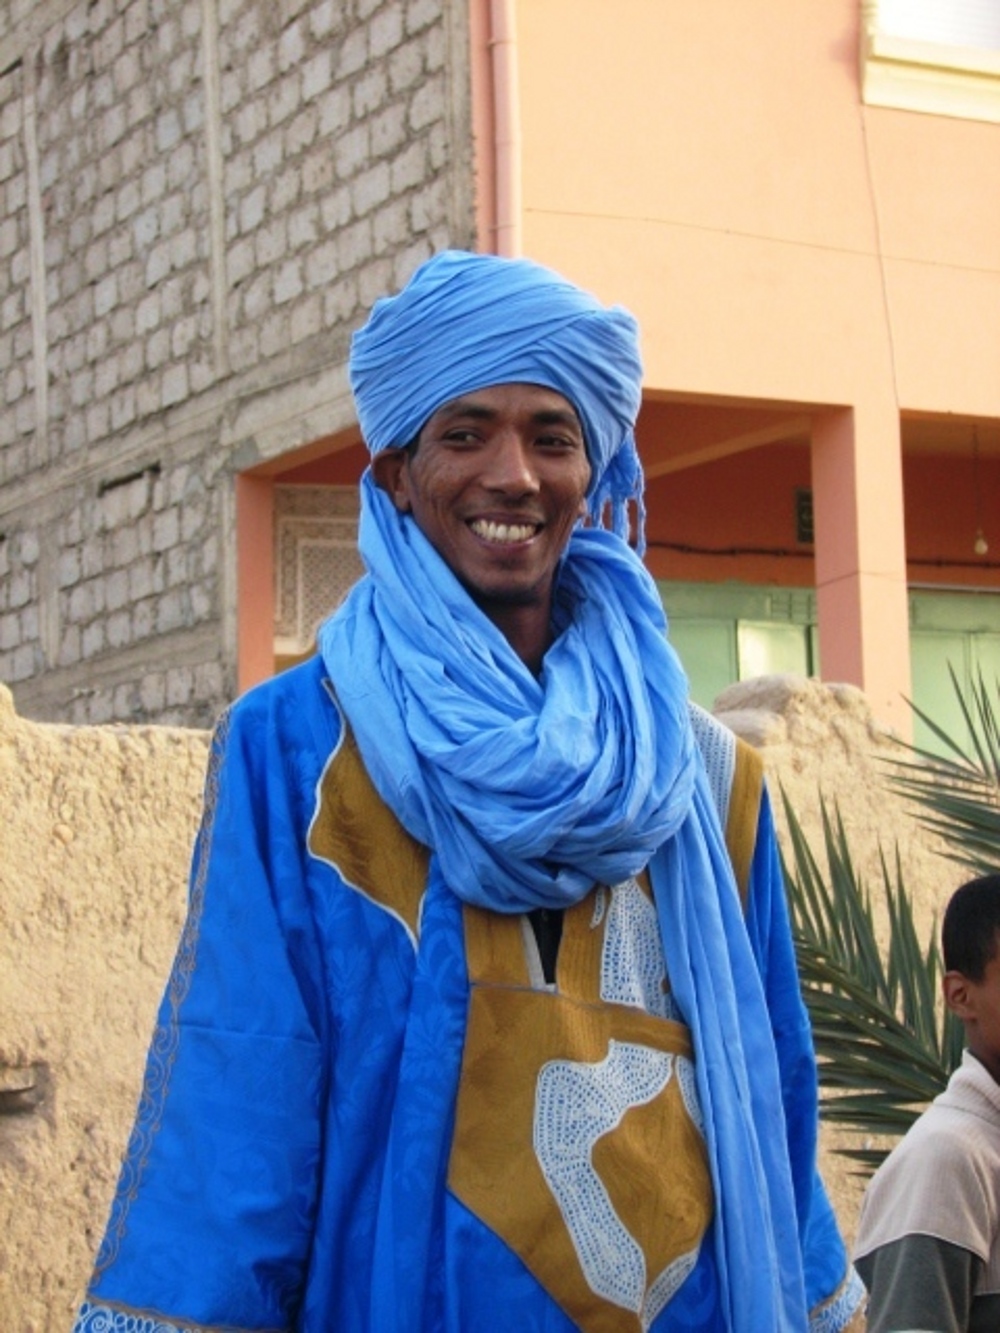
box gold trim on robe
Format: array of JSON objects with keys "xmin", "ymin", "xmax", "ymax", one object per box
[
  {"xmin": 726, "ymin": 737, "xmax": 764, "ymax": 912},
  {"xmin": 307, "ymin": 720, "xmax": 429, "ymax": 945}
]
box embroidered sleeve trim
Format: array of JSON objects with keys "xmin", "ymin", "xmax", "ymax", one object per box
[
  {"xmin": 808, "ymin": 1264, "xmax": 866, "ymax": 1333},
  {"xmin": 72, "ymin": 1297, "xmax": 285, "ymax": 1333}
]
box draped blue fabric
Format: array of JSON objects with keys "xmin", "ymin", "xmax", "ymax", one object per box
[
  {"xmin": 74, "ymin": 659, "xmax": 858, "ymax": 1333},
  {"xmin": 651, "ymin": 776, "xmax": 808, "ymax": 1327},
  {"xmin": 318, "ymin": 473, "xmax": 693, "ymax": 911},
  {"xmin": 349, "ymin": 249, "xmax": 647, "ymax": 548}
]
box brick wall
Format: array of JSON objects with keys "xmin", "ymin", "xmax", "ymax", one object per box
[{"xmin": 0, "ymin": 0, "xmax": 475, "ymax": 725}]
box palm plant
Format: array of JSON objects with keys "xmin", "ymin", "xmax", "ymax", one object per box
[
  {"xmin": 888, "ymin": 664, "xmax": 1000, "ymax": 879},
  {"xmin": 781, "ymin": 793, "xmax": 963, "ymax": 1171},
  {"xmin": 780, "ymin": 666, "xmax": 1000, "ymax": 1172}
]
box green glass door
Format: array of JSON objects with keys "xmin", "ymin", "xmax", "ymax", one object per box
[{"xmin": 658, "ymin": 581, "xmax": 1000, "ymax": 753}]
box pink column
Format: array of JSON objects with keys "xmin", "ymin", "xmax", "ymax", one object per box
[
  {"xmin": 811, "ymin": 405, "xmax": 912, "ymax": 737},
  {"xmin": 469, "ymin": 0, "xmax": 521, "ymax": 256}
]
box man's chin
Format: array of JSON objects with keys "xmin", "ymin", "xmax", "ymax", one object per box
[{"xmin": 465, "ymin": 580, "xmax": 547, "ymax": 612}]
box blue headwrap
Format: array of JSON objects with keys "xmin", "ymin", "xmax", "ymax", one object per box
[{"xmin": 349, "ymin": 249, "xmax": 647, "ymax": 550}]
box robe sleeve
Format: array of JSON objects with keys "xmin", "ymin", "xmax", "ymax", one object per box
[
  {"xmin": 743, "ymin": 786, "xmax": 865, "ymax": 1332},
  {"xmin": 73, "ymin": 675, "xmax": 332, "ymax": 1333}
]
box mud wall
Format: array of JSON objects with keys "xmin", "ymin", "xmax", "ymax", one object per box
[{"xmin": 2, "ymin": 674, "xmax": 951, "ymax": 1329}]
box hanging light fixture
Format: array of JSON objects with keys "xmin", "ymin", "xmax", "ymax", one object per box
[{"xmin": 973, "ymin": 425, "xmax": 989, "ymax": 556}]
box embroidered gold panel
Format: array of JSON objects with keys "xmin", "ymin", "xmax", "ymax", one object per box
[
  {"xmin": 307, "ymin": 722, "xmax": 429, "ymax": 941},
  {"xmin": 451, "ymin": 893, "xmax": 713, "ymax": 1333}
]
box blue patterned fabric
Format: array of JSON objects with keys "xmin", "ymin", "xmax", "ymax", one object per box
[
  {"xmin": 72, "ymin": 659, "xmax": 859, "ymax": 1333},
  {"xmin": 349, "ymin": 249, "xmax": 646, "ymax": 548}
]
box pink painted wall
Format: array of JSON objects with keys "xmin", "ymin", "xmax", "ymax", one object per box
[
  {"xmin": 503, "ymin": 0, "xmax": 1000, "ymax": 730},
  {"xmin": 513, "ymin": 0, "xmax": 1000, "ymax": 406},
  {"xmin": 278, "ymin": 439, "xmax": 368, "ymax": 486},
  {"xmin": 240, "ymin": 2, "xmax": 1000, "ymax": 723},
  {"xmin": 644, "ymin": 446, "xmax": 815, "ymax": 588},
  {"xmin": 235, "ymin": 474, "xmax": 275, "ymax": 695}
]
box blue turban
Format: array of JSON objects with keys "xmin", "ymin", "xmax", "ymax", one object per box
[{"xmin": 349, "ymin": 250, "xmax": 647, "ymax": 549}]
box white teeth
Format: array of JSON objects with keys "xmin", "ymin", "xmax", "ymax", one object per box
[{"xmin": 470, "ymin": 519, "xmax": 537, "ymax": 543}]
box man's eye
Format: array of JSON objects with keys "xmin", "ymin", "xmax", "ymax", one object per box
[{"xmin": 537, "ymin": 435, "xmax": 577, "ymax": 449}]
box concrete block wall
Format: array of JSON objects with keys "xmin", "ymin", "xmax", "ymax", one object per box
[{"xmin": 0, "ymin": 0, "xmax": 475, "ymax": 726}]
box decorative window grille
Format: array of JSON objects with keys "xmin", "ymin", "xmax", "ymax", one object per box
[{"xmin": 274, "ymin": 486, "xmax": 363, "ymax": 658}]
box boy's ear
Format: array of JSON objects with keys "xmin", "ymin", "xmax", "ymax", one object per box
[
  {"xmin": 943, "ymin": 970, "xmax": 974, "ymax": 1020},
  {"xmin": 371, "ymin": 448, "xmax": 411, "ymax": 513}
]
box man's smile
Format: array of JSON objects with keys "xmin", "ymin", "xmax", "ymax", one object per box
[{"xmin": 468, "ymin": 518, "xmax": 541, "ymax": 544}]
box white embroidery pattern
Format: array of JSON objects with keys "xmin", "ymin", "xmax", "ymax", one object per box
[
  {"xmin": 72, "ymin": 1303, "xmax": 191, "ymax": 1332},
  {"xmin": 687, "ymin": 701, "xmax": 735, "ymax": 830},
  {"xmin": 534, "ymin": 1040, "xmax": 698, "ymax": 1329},
  {"xmin": 590, "ymin": 884, "xmax": 608, "ymax": 929},
  {"xmin": 602, "ymin": 878, "xmax": 682, "ymax": 1022},
  {"xmin": 647, "ymin": 1247, "xmax": 702, "ymax": 1326}
]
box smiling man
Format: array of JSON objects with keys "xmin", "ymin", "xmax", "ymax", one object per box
[
  {"xmin": 372, "ymin": 383, "xmax": 591, "ymax": 670},
  {"xmin": 73, "ymin": 251, "xmax": 863, "ymax": 1333}
]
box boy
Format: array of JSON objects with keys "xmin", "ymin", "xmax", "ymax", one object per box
[{"xmin": 854, "ymin": 873, "xmax": 1000, "ymax": 1332}]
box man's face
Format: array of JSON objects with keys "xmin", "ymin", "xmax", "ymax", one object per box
[{"xmin": 373, "ymin": 383, "xmax": 591, "ymax": 643}]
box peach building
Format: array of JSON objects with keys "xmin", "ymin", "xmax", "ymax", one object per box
[{"xmin": 238, "ymin": 0, "xmax": 1000, "ymax": 743}]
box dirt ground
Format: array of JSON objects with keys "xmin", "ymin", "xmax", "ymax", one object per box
[{"xmin": 1, "ymin": 673, "xmax": 951, "ymax": 1329}]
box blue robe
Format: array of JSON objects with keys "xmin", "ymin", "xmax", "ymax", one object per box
[{"xmin": 72, "ymin": 656, "xmax": 861, "ymax": 1332}]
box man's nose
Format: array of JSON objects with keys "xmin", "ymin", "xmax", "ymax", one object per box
[{"xmin": 483, "ymin": 431, "xmax": 539, "ymax": 492}]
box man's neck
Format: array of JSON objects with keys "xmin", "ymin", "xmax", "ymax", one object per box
[{"xmin": 478, "ymin": 599, "xmax": 554, "ymax": 675}]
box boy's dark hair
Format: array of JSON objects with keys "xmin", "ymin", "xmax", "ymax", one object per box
[{"xmin": 942, "ymin": 874, "xmax": 1000, "ymax": 980}]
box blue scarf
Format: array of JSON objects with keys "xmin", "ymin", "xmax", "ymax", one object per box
[
  {"xmin": 318, "ymin": 479, "xmax": 810, "ymax": 1330},
  {"xmin": 320, "ymin": 474, "xmax": 694, "ymax": 910}
]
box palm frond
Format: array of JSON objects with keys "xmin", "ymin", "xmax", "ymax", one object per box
[
  {"xmin": 777, "ymin": 666, "xmax": 1000, "ymax": 1174},
  {"xmin": 885, "ymin": 666, "xmax": 1000, "ymax": 880},
  {"xmin": 780, "ymin": 789, "xmax": 961, "ymax": 1172}
]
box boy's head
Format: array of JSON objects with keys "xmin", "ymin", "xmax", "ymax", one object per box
[
  {"xmin": 942, "ymin": 874, "xmax": 1000, "ymax": 1083},
  {"xmin": 942, "ymin": 874, "xmax": 1000, "ymax": 979}
]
